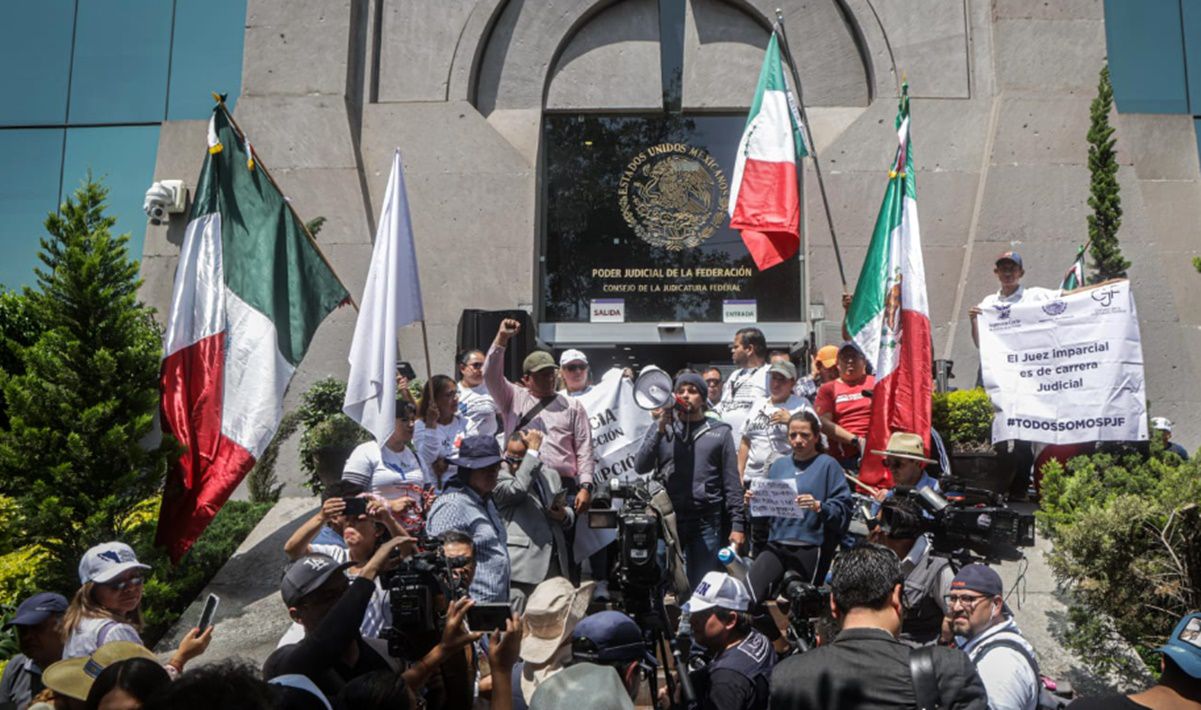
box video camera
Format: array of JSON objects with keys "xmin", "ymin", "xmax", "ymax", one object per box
[
  {"xmin": 589, "ymin": 476, "xmax": 665, "ymax": 596},
  {"xmin": 779, "ymin": 571, "xmax": 831, "ymax": 651},
  {"xmin": 879, "ymin": 478, "xmax": 1035, "ymax": 564},
  {"xmin": 380, "ymin": 532, "xmax": 470, "ymax": 659}
]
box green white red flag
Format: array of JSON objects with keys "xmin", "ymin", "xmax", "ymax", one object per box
[
  {"xmin": 845, "ymin": 85, "xmax": 932, "ymax": 489},
  {"xmin": 156, "ymin": 101, "xmax": 349, "ymax": 561},
  {"xmin": 1060, "ymin": 245, "xmax": 1086, "ymax": 290},
  {"xmin": 729, "ymin": 31, "xmax": 808, "ymax": 271}
]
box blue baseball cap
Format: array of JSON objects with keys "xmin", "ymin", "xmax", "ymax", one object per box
[
  {"xmin": 950, "ymin": 564, "xmax": 1004, "ymax": 598},
  {"xmin": 448, "ymin": 435, "xmax": 503, "ymax": 469},
  {"xmin": 3, "ymin": 592, "xmax": 68, "ymax": 629},
  {"xmin": 571, "ymin": 611, "xmax": 656, "ymax": 666},
  {"xmin": 838, "ymin": 340, "xmax": 865, "ymax": 358},
  {"xmin": 995, "ymin": 251, "xmax": 1023, "ymax": 268},
  {"xmin": 1159, "ymin": 612, "xmax": 1201, "ymax": 679}
]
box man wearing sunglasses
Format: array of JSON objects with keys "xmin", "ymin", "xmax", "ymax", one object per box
[
  {"xmin": 949, "ymin": 564, "xmax": 1039, "ymax": 710},
  {"xmin": 559, "ymin": 350, "xmax": 593, "ymax": 397},
  {"xmin": 493, "ymin": 429, "xmax": 573, "ymax": 613}
]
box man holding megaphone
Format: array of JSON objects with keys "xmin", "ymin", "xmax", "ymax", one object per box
[{"xmin": 634, "ymin": 372, "xmax": 747, "ymax": 589}]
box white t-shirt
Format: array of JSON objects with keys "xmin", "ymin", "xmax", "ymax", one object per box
[
  {"xmin": 343, "ymin": 440, "xmax": 428, "ymax": 493},
  {"xmin": 63, "ymin": 617, "xmax": 143, "ymax": 659},
  {"xmin": 458, "ymin": 382, "xmax": 499, "ymax": 440},
  {"xmin": 977, "ymin": 285, "xmax": 1059, "ymax": 312},
  {"xmin": 276, "ymin": 544, "xmax": 391, "ymax": 645},
  {"xmin": 739, "ymin": 394, "xmax": 816, "ymax": 480},
  {"xmin": 415, "ymin": 415, "xmax": 467, "ymax": 486},
  {"xmin": 716, "ymin": 364, "xmax": 770, "ymax": 438}
]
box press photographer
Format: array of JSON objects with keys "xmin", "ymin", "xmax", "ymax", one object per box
[
  {"xmin": 634, "ymin": 372, "xmax": 745, "ymax": 588},
  {"xmin": 870, "ymin": 496, "xmax": 955, "ymax": 647},
  {"xmin": 770, "ymin": 543, "xmax": 987, "ymax": 710}
]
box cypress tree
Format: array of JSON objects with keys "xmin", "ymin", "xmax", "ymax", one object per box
[
  {"xmin": 1086, "ymin": 66, "xmax": 1129, "ymax": 282},
  {"xmin": 0, "ymin": 177, "xmax": 171, "ymax": 587}
]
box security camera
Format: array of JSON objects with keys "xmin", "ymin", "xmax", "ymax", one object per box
[{"xmin": 143, "ymin": 180, "xmax": 187, "ymax": 225}]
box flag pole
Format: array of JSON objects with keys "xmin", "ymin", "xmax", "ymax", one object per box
[
  {"xmin": 213, "ymin": 96, "xmax": 359, "ymax": 312},
  {"xmin": 773, "ymin": 10, "xmax": 848, "ymax": 291},
  {"xmin": 419, "ymin": 321, "xmax": 433, "ymax": 381}
]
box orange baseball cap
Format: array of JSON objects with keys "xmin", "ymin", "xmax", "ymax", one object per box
[{"xmin": 815, "ymin": 345, "xmax": 839, "ymax": 369}]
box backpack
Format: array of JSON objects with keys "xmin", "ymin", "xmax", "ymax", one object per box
[{"xmin": 974, "ymin": 635, "xmax": 1073, "ymax": 710}]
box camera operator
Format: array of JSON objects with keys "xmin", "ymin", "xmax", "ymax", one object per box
[
  {"xmin": 493, "ymin": 429, "xmax": 574, "ymax": 613},
  {"xmin": 869, "ymin": 497, "xmax": 954, "ymax": 647},
  {"xmin": 745, "ymin": 411, "xmax": 851, "ymax": 643},
  {"xmin": 528, "ymin": 610, "xmax": 655, "ymax": 710},
  {"xmin": 674, "ymin": 572, "xmax": 775, "ymax": 710},
  {"xmin": 948, "ymin": 565, "xmax": 1040, "ymax": 710},
  {"xmin": 264, "ymin": 536, "xmax": 482, "ymax": 702},
  {"xmin": 426, "ymin": 435, "xmax": 512, "ymax": 602},
  {"xmin": 770, "ymin": 543, "xmax": 987, "ymax": 710},
  {"xmin": 635, "ymin": 372, "xmax": 745, "ymax": 588}
]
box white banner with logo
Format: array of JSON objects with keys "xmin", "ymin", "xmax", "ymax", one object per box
[
  {"xmin": 572, "ymin": 368, "xmax": 653, "ymax": 560},
  {"xmin": 978, "ymin": 279, "xmax": 1148, "ymax": 444}
]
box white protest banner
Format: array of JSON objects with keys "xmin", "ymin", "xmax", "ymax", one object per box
[
  {"xmin": 572, "ymin": 368, "xmax": 653, "ymax": 560},
  {"xmin": 749, "ymin": 478, "xmax": 804, "ymax": 519},
  {"xmin": 978, "ymin": 279, "xmax": 1148, "ymax": 445}
]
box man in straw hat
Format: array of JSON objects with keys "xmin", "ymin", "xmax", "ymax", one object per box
[
  {"xmin": 40, "ymin": 640, "xmax": 159, "ymax": 706},
  {"xmin": 869, "ymin": 431, "xmax": 940, "ymax": 504},
  {"xmin": 507, "ymin": 576, "xmax": 595, "ymax": 708}
]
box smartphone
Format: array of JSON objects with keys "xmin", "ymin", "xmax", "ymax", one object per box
[
  {"xmin": 342, "ymin": 496, "xmax": 368, "ymax": 517},
  {"xmin": 396, "ymin": 361, "xmax": 418, "ymax": 381},
  {"xmin": 467, "ymin": 602, "xmax": 512, "ymax": 632},
  {"xmin": 198, "ymin": 593, "xmax": 219, "ymax": 632}
]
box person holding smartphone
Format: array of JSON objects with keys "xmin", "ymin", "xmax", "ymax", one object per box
[
  {"xmin": 492, "ymin": 429, "xmax": 574, "ymax": 613},
  {"xmin": 415, "ymin": 374, "xmax": 468, "ymax": 489}
]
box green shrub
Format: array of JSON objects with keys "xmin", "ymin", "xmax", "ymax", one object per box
[
  {"xmin": 931, "ymin": 388, "xmax": 994, "ymax": 452},
  {"xmin": 296, "ymin": 378, "xmax": 369, "ymax": 494},
  {"xmin": 1038, "ymin": 449, "xmax": 1201, "ymax": 677}
]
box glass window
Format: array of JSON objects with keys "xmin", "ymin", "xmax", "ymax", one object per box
[
  {"xmin": 541, "ymin": 114, "xmax": 802, "ymax": 323},
  {"xmin": 0, "ymin": 1, "xmax": 75, "ymax": 126},
  {"xmin": 168, "ymin": 0, "xmax": 247, "ymax": 120},
  {"xmin": 69, "ymin": 0, "xmax": 172, "ymax": 124},
  {"xmin": 0, "ymin": 129, "xmax": 66, "ymax": 288},
  {"xmin": 1104, "ymin": 0, "xmax": 1188, "ymax": 114},
  {"xmin": 62, "ymin": 125, "xmax": 161, "ymax": 262}
]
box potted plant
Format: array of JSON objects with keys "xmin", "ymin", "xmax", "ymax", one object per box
[
  {"xmin": 931, "ymin": 388, "xmax": 1011, "ymax": 494},
  {"xmin": 296, "ymin": 378, "xmax": 370, "ymax": 493}
]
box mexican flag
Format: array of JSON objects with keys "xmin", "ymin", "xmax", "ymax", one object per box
[
  {"xmin": 845, "ymin": 85, "xmax": 932, "ymax": 489},
  {"xmin": 729, "ymin": 31, "xmax": 808, "ymax": 271},
  {"xmin": 156, "ymin": 102, "xmax": 349, "ymax": 561},
  {"xmin": 1060, "ymin": 245, "xmax": 1086, "ymax": 290}
]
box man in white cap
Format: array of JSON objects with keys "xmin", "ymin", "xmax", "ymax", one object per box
[
  {"xmin": 559, "ymin": 349, "xmax": 593, "ymax": 397},
  {"xmin": 1152, "ymin": 417, "xmax": 1189, "ymax": 460},
  {"xmin": 675, "ymin": 571, "xmax": 776, "ymax": 710}
]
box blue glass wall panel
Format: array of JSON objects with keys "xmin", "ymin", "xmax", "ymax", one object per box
[
  {"xmin": 0, "ymin": 2, "xmax": 75, "ymax": 126},
  {"xmin": 1181, "ymin": 1, "xmax": 1201, "ymax": 113},
  {"xmin": 61, "ymin": 126, "xmax": 161, "ymax": 264},
  {"xmin": 168, "ymin": 0, "xmax": 247, "ymax": 119},
  {"xmin": 69, "ymin": 0, "xmax": 173, "ymax": 124},
  {"xmin": 0, "ymin": 130, "xmax": 66, "ymax": 288},
  {"xmin": 1104, "ymin": 0, "xmax": 1189, "ymax": 114}
]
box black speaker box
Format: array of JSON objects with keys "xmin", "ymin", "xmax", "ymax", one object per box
[{"xmin": 456, "ymin": 309, "xmax": 536, "ymax": 382}]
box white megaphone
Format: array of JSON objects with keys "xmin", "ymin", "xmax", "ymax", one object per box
[{"xmin": 633, "ymin": 365, "xmax": 675, "ymax": 410}]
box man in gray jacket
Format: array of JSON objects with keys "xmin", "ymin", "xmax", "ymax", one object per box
[{"xmin": 494, "ymin": 429, "xmax": 574, "ymax": 612}]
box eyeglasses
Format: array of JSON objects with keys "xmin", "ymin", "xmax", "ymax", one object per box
[
  {"xmin": 563, "ymin": 364, "xmax": 587, "ymax": 372},
  {"xmin": 943, "ymin": 593, "xmax": 990, "ymax": 610},
  {"xmin": 882, "ymin": 457, "xmax": 903, "ymax": 469},
  {"xmin": 464, "ymin": 362, "xmax": 483, "ymax": 370},
  {"xmin": 704, "ymin": 379, "xmax": 721, "ymax": 386},
  {"xmin": 101, "ymin": 575, "xmax": 144, "ymax": 591},
  {"xmin": 504, "ymin": 455, "xmax": 524, "ymax": 467}
]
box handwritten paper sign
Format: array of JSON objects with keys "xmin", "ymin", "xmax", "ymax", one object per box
[{"xmin": 749, "ymin": 478, "xmax": 804, "ymax": 519}]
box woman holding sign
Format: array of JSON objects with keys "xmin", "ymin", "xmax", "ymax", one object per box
[{"xmin": 746, "ymin": 411, "xmax": 852, "ymax": 643}]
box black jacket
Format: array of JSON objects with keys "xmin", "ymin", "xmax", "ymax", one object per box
[
  {"xmin": 769, "ymin": 627, "xmax": 988, "ymax": 710},
  {"xmin": 634, "ymin": 417, "xmax": 746, "ymax": 531}
]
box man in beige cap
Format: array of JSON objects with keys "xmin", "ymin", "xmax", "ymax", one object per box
[{"xmin": 509, "ymin": 577, "xmax": 595, "ymax": 708}]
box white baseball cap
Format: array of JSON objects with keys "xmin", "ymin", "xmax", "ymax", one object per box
[
  {"xmin": 78, "ymin": 542, "xmax": 150, "ymax": 585},
  {"xmin": 681, "ymin": 571, "xmax": 751, "ymax": 613},
  {"xmin": 559, "ymin": 349, "xmax": 588, "ymax": 366},
  {"xmin": 1151, "ymin": 416, "xmax": 1173, "ymax": 432}
]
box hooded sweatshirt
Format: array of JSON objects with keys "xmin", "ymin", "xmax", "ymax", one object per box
[{"xmin": 634, "ymin": 416, "xmax": 745, "ymax": 531}]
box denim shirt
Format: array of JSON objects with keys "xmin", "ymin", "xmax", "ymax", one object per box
[{"xmin": 426, "ymin": 483, "xmax": 511, "ymax": 602}]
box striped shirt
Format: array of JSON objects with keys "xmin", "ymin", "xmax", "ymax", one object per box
[{"xmin": 425, "ymin": 483, "xmax": 511, "ymax": 602}]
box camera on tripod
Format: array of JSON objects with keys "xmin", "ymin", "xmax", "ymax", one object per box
[
  {"xmin": 879, "ymin": 478, "xmax": 1036, "ymax": 563},
  {"xmin": 779, "ymin": 571, "xmax": 831, "ymax": 650},
  {"xmin": 589, "ymin": 476, "xmax": 664, "ymax": 592},
  {"xmin": 380, "ymin": 533, "xmax": 470, "ymax": 659}
]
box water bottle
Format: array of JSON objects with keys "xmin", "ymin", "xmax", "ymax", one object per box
[{"xmin": 718, "ymin": 545, "xmax": 749, "ymax": 585}]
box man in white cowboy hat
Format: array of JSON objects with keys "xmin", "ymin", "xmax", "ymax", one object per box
[
  {"xmin": 869, "ymin": 431, "xmax": 940, "ymax": 504},
  {"xmin": 508, "ymin": 577, "xmax": 595, "ymax": 709}
]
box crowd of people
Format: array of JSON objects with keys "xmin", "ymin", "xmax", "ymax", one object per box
[{"xmin": 2, "ymin": 251, "xmax": 1196, "ymax": 710}]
